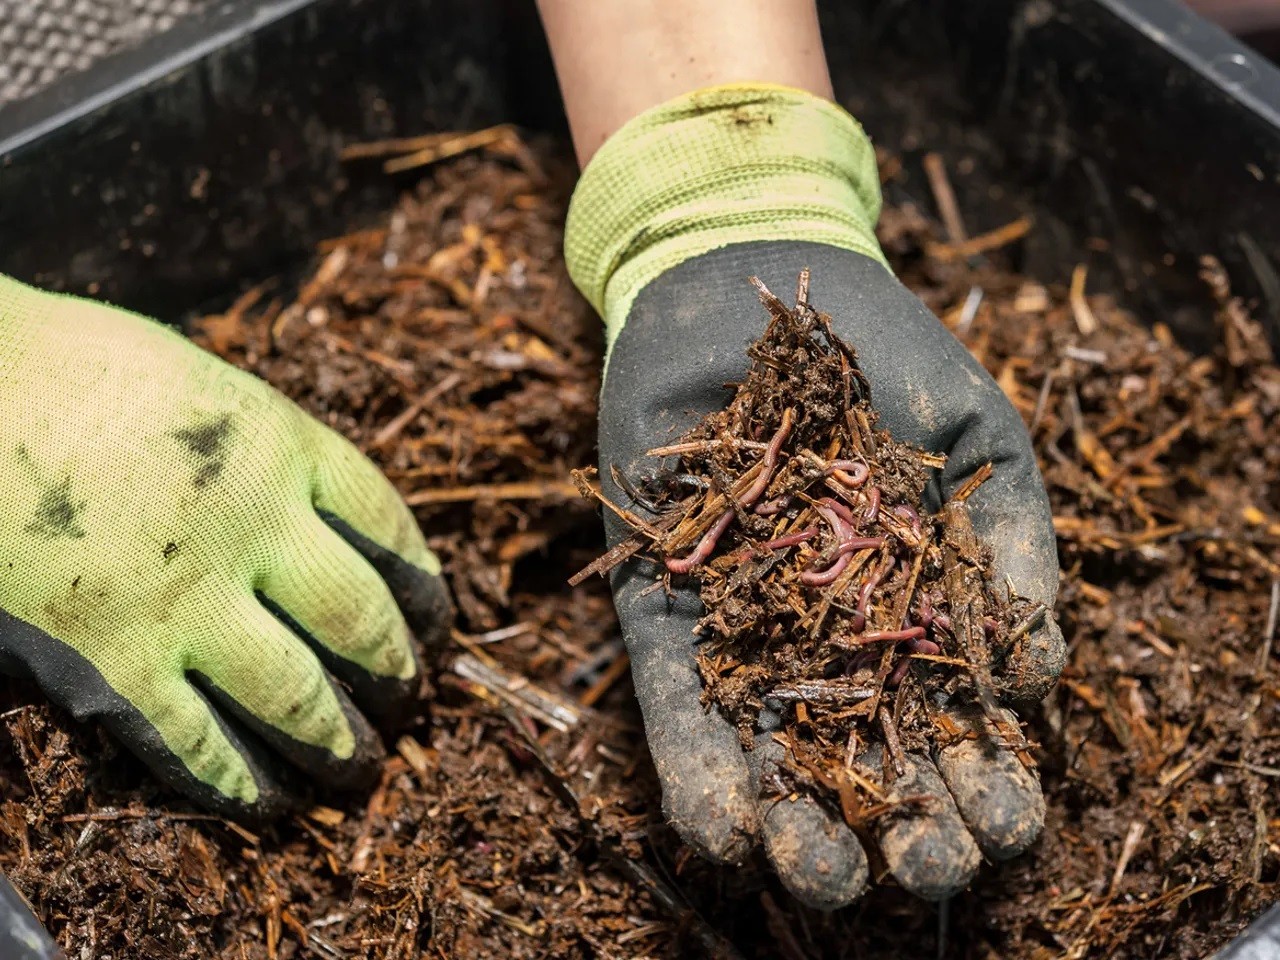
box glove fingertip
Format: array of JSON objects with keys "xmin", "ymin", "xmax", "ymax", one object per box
[
  {"xmin": 935, "ymin": 709, "xmax": 1046, "ymax": 861},
  {"xmin": 667, "ymin": 796, "xmax": 756, "ymax": 865},
  {"xmin": 1002, "ymin": 616, "xmax": 1067, "ymax": 705}
]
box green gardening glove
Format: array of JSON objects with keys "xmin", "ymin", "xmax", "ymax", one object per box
[
  {"xmin": 566, "ymin": 85, "xmax": 1064, "ymax": 908},
  {"xmin": 0, "ymin": 276, "xmax": 452, "ymax": 819}
]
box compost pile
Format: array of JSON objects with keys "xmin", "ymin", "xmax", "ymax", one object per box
[
  {"xmin": 0, "ymin": 130, "xmax": 1275, "ymax": 960},
  {"xmin": 580, "ymin": 271, "xmax": 1041, "ymax": 797}
]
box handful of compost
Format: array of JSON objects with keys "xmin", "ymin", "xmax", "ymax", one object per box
[{"xmin": 580, "ymin": 271, "xmax": 1044, "ymax": 829}]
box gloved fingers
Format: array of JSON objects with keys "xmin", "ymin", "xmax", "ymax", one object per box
[
  {"xmin": 862, "ymin": 744, "xmax": 980, "ymax": 901},
  {"xmin": 934, "ymin": 705, "xmax": 1045, "ymax": 861},
  {"xmin": 185, "ymin": 593, "xmax": 384, "ymax": 791},
  {"xmin": 308, "ymin": 421, "xmax": 452, "ymax": 650},
  {"xmin": 124, "ymin": 669, "xmax": 295, "ymax": 820},
  {"xmin": 612, "ymin": 569, "xmax": 758, "ymax": 864},
  {"xmin": 260, "ymin": 509, "xmax": 419, "ymax": 718},
  {"xmin": 943, "ymin": 491, "xmax": 1065, "ymax": 705},
  {"xmin": 0, "ymin": 609, "xmax": 292, "ymax": 820},
  {"xmin": 748, "ymin": 734, "xmax": 868, "ymax": 910}
]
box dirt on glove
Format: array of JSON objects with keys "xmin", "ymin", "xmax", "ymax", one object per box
[{"xmin": 0, "ymin": 130, "xmax": 1275, "ymax": 960}]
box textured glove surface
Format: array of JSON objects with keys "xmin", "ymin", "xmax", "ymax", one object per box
[
  {"xmin": 567, "ymin": 86, "xmax": 1063, "ymax": 907},
  {"xmin": 0, "ymin": 276, "xmax": 451, "ymax": 819}
]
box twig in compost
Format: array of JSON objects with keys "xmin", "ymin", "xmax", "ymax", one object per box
[
  {"xmin": 923, "ymin": 152, "xmax": 968, "ymax": 245},
  {"xmin": 452, "ymin": 653, "xmax": 582, "ymax": 732},
  {"xmin": 405, "ymin": 480, "xmax": 580, "ymax": 505},
  {"xmin": 1255, "ymin": 579, "xmax": 1280, "ymax": 678}
]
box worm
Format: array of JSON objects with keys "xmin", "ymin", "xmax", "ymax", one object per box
[
  {"xmin": 826, "ymin": 459, "xmax": 870, "ymax": 488},
  {"xmin": 665, "ymin": 509, "xmax": 734, "ymax": 574},
  {"xmin": 863, "ymin": 486, "xmax": 881, "ymax": 523},
  {"xmin": 754, "ymin": 496, "xmax": 792, "ymax": 516},
  {"xmin": 832, "ymin": 536, "xmax": 886, "ymax": 558},
  {"xmin": 916, "ymin": 591, "xmax": 934, "ymax": 629},
  {"xmin": 857, "ymin": 557, "xmax": 891, "ymax": 616},
  {"xmin": 800, "ymin": 552, "xmax": 853, "ymax": 586},
  {"xmin": 857, "ymin": 627, "xmax": 927, "ymax": 644},
  {"xmin": 887, "ymin": 636, "xmax": 942, "ymax": 687},
  {"xmin": 802, "ymin": 503, "xmax": 881, "ymax": 586},
  {"xmin": 763, "ymin": 528, "xmax": 817, "ymax": 550},
  {"xmin": 739, "ymin": 409, "xmax": 794, "ymax": 508},
  {"xmin": 818, "ymin": 497, "xmax": 858, "ymax": 527},
  {"xmin": 893, "ymin": 504, "xmax": 922, "ymax": 539},
  {"xmin": 665, "ymin": 410, "xmax": 794, "ymax": 573}
]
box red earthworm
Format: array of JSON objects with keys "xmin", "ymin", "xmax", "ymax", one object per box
[
  {"xmin": 887, "ymin": 637, "xmax": 942, "ymax": 687},
  {"xmin": 754, "ymin": 496, "xmax": 792, "ymax": 516},
  {"xmin": 933, "ymin": 613, "xmax": 952, "ymax": 632},
  {"xmin": 763, "ymin": 528, "xmax": 817, "ymax": 550},
  {"xmin": 803, "ymin": 504, "xmax": 880, "ymax": 586},
  {"xmin": 984, "ymin": 617, "xmax": 1000, "ymax": 638},
  {"xmin": 863, "ymin": 486, "xmax": 881, "ymax": 523},
  {"xmin": 826, "ymin": 459, "xmax": 870, "ymax": 488},
  {"xmin": 665, "ymin": 509, "xmax": 734, "ymax": 574},
  {"xmin": 884, "ymin": 556, "xmax": 913, "ymax": 592},
  {"xmin": 857, "ymin": 557, "xmax": 891, "ymax": 616},
  {"xmin": 847, "ymin": 610, "xmax": 867, "ymax": 633},
  {"xmin": 816, "ymin": 498, "xmax": 857, "ymax": 537},
  {"xmin": 832, "ymin": 536, "xmax": 886, "ymax": 558},
  {"xmin": 800, "ymin": 552, "xmax": 853, "ymax": 586},
  {"xmin": 819, "ymin": 496, "xmax": 860, "ymax": 527},
  {"xmin": 857, "ymin": 626, "xmax": 927, "ymax": 644},
  {"xmin": 893, "ymin": 504, "xmax": 922, "ymax": 538},
  {"xmin": 739, "ymin": 409, "xmax": 794, "ymax": 508},
  {"xmin": 667, "ymin": 410, "xmax": 794, "ymax": 573},
  {"xmin": 917, "ymin": 592, "xmax": 934, "ymax": 629}
]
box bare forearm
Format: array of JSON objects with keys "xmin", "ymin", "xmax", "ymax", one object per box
[{"xmin": 536, "ymin": 0, "xmax": 834, "ymax": 164}]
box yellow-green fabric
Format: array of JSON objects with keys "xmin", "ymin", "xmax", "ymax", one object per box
[
  {"xmin": 0, "ymin": 275, "xmax": 439, "ymax": 804},
  {"xmin": 564, "ymin": 84, "xmax": 889, "ymax": 352}
]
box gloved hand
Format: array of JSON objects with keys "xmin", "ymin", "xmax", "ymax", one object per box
[
  {"xmin": 0, "ymin": 277, "xmax": 451, "ymax": 820},
  {"xmin": 565, "ymin": 85, "xmax": 1065, "ymax": 908}
]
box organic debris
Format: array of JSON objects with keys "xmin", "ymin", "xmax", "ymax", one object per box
[
  {"xmin": 0, "ymin": 132, "xmax": 1274, "ymax": 960},
  {"xmin": 578, "ymin": 269, "xmax": 1040, "ymax": 820}
]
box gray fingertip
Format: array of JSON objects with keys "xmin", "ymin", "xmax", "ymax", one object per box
[
  {"xmin": 965, "ymin": 493, "xmax": 1067, "ymax": 705},
  {"xmin": 1003, "ymin": 615, "xmax": 1067, "ymax": 705},
  {"xmin": 864, "ymin": 746, "xmax": 981, "ymax": 901},
  {"xmin": 935, "ymin": 708, "xmax": 1045, "ymax": 860},
  {"xmin": 658, "ymin": 744, "xmax": 757, "ymax": 864},
  {"xmin": 750, "ymin": 740, "xmax": 868, "ymax": 909},
  {"xmin": 764, "ymin": 801, "xmax": 869, "ymax": 910},
  {"xmin": 615, "ymin": 574, "xmax": 757, "ymax": 864}
]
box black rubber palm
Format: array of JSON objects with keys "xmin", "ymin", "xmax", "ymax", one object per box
[{"xmin": 599, "ymin": 242, "xmax": 1065, "ymax": 908}]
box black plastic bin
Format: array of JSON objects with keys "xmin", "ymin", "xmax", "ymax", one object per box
[{"xmin": 0, "ymin": 0, "xmax": 1277, "ymax": 957}]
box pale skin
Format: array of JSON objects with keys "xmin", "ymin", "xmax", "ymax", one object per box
[{"xmin": 536, "ymin": 0, "xmax": 834, "ymax": 165}]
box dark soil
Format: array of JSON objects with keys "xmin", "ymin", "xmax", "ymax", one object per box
[{"xmin": 0, "ymin": 131, "xmax": 1275, "ymax": 960}]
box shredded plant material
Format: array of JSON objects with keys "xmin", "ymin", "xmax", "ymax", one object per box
[
  {"xmin": 577, "ymin": 270, "xmax": 1042, "ymax": 812},
  {"xmin": 0, "ymin": 131, "xmax": 1274, "ymax": 959}
]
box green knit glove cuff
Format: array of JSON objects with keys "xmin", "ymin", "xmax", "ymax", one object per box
[{"xmin": 564, "ymin": 83, "xmax": 889, "ymax": 352}]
